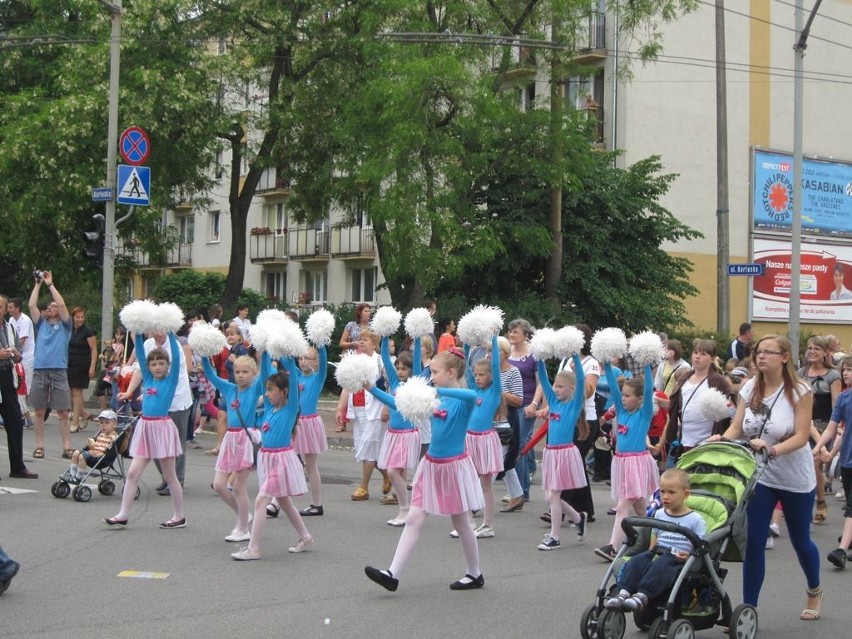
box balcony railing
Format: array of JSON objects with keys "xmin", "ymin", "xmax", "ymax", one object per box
[
  {"xmin": 250, "ymin": 232, "xmax": 289, "ymax": 263},
  {"xmin": 576, "ymin": 11, "xmax": 606, "ymax": 53},
  {"xmin": 118, "ymin": 241, "xmax": 192, "ymax": 269},
  {"xmin": 289, "ymin": 227, "xmax": 330, "ymax": 260},
  {"xmin": 331, "ymin": 226, "xmax": 375, "ymax": 258}
]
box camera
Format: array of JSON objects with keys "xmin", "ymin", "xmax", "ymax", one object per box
[{"xmin": 33, "ymin": 269, "xmax": 45, "ymax": 281}]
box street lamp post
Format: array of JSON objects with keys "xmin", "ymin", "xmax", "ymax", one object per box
[{"xmin": 99, "ymin": 0, "xmax": 121, "ymax": 343}]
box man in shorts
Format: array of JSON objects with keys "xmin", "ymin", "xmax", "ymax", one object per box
[{"xmin": 27, "ymin": 271, "xmax": 73, "ymax": 460}]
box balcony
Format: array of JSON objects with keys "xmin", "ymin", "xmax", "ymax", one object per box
[
  {"xmin": 256, "ymin": 166, "xmax": 291, "ymax": 198},
  {"xmin": 331, "ymin": 226, "xmax": 376, "ymax": 259},
  {"xmin": 119, "ymin": 241, "xmax": 192, "ymax": 269},
  {"xmin": 289, "ymin": 227, "xmax": 330, "ymax": 261},
  {"xmin": 573, "ymin": 12, "xmax": 606, "ymax": 64},
  {"xmin": 250, "ymin": 231, "xmax": 289, "ymax": 264}
]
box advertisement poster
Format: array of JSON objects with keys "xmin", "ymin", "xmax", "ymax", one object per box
[
  {"xmin": 752, "ymin": 149, "xmax": 852, "ymax": 240},
  {"xmin": 751, "ymin": 238, "xmax": 852, "ymax": 323}
]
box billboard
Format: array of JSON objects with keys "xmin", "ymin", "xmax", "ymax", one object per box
[
  {"xmin": 751, "ymin": 237, "xmax": 852, "ymax": 323},
  {"xmin": 753, "ymin": 149, "xmax": 852, "ymax": 240}
]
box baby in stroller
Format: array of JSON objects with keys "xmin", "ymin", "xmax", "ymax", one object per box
[
  {"xmin": 605, "ymin": 468, "xmax": 707, "ymax": 611},
  {"xmin": 64, "ymin": 410, "xmax": 119, "ymax": 482}
]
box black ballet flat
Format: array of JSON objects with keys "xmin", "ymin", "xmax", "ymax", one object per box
[
  {"xmin": 450, "ymin": 573, "xmax": 484, "ymax": 590},
  {"xmin": 365, "ymin": 566, "xmax": 398, "ymax": 592}
]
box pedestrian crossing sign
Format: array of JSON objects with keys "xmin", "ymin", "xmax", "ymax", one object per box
[{"xmin": 117, "ymin": 164, "xmax": 151, "ymax": 206}]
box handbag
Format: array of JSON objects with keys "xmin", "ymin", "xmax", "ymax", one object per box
[{"xmin": 495, "ymin": 427, "xmax": 513, "ymax": 446}]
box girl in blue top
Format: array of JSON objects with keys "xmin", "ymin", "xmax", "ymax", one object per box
[
  {"xmin": 232, "ymin": 356, "xmax": 313, "ymax": 561},
  {"xmin": 202, "ymin": 353, "xmax": 271, "ymax": 543},
  {"xmin": 368, "ymin": 338, "xmax": 421, "ymax": 527},
  {"xmin": 595, "ymin": 362, "xmax": 658, "ymax": 561},
  {"xmin": 365, "ymin": 348, "xmax": 485, "ymax": 593},
  {"xmin": 105, "ymin": 333, "xmax": 184, "ymax": 529},
  {"xmin": 292, "ymin": 345, "xmax": 329, "ymax": 517},
  {"xmin": 537, "ymin": 354, "xmax": 589, "ymax": 550}
]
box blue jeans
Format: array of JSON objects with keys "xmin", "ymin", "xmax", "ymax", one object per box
[
  {"xmin": 516, "ymin": 407, "xmax": 537, "ymax": 497},
  {"xmin": 743, "ymin": 482, "xmax": 820, "ymax": 606},
  {"xmin": 617, "ymin": 549, "xmax": 683, "ymax": 600}
]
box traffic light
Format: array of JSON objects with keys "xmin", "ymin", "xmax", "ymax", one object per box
[{"xmin": 83, "ymin": 213, "xmax": 105, "ymax": 266}]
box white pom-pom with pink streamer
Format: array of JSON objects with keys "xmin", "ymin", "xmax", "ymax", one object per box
[
  {"xmin": 370, "ymin": 307, "xmax": 402, "ymax": 338},
  {"xmin": 335, "ymin": 352, "xmax": 380, "ymax": 392},
  {"xmin": 456, "ymin": 305, "xmax": 504, "ymax": 347}
]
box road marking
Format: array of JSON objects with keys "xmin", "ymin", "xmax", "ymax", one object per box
[
  {"xmin": 117, "ymin": 571, "xmax": 170, "ymax": 579},
  {"xmin": 0, "ymin": 487, "xmax": 39, "ymax": 495}
]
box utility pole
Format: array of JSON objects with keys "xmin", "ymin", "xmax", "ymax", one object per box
[
  {"xmin": 99, "ymin": 0, "xmax": 121, "ymax": 343},
  {"xmin": 715, "ymin": 0, "xmax": 730, "ymax": 338},
  {"xmin": 545, "ymin": 15, "xmax": 563, "ymax": 303},
  {"xmin": 790, "ymin": 0, "xmax": 823, "ymax": 362}
]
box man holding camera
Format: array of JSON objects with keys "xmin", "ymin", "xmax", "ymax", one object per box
[
  {"xmin": 28, "ymin": 271, "xmax": 74, "ymax": 460},
  {"xmin": 0, "ymin": 294, "xmax": 38, "ymax": 479}
]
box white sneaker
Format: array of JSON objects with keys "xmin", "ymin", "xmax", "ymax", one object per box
[
  {"xmin": 474, "ymin": 524, "xmax": 495, "ymax": 538},
  {"xmin": 231, "ymin": 547, "xmax": 261, "ymax": 561},
  {"xmin": 836, "ymin": 489, "xmax": 846, "ymax": 502},
  {"xmin": 288, "ymin": 537, "xmax": 314, "ymax": 553},
  {"xmin": 765, "ymin": 536, "xmax": 774, "ymax": 549},
  {"xmin": 449, "ymin": 529, "xmax": 459, "ymax": 538},
  {"xmin": 387, "ymin": 518, "xmax": 406, "ymax": 527},
  {"xmin": 769, "ymin": 523, "xmax": 780, "ymax": 537}
]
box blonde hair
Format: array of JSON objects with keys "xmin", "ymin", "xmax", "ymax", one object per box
[
  {"xmin": 233, "ymin": 355, "xmax": 257, "ymax": 375},
  {"xmin": 496, "ymin": 336, "xmax": 511, "ymax": 357},
  {"xmin": 660, "ymin": 467, "xmax": 691, "ymax": 490},
  {"xmin": 554, "ymin": 369, "xmax": 589, "ymax": 440},
  {"xmin": 420, "ymin": 334, "xmax": 435, "ymax": 358},
  {"xmin": 359, "ymin": 328, "xmax": 379, "ymax": 346},
  {"xmin": 432, "ymin": 349, "xmax": 466, "ymax": 380}
]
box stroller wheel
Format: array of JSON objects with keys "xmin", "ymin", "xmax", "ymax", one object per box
[
  {"xmin": 73, "ymin": 485, "xmax": 92, "ymax": 502},
  {"xmin": 51, "ymin": 482, "xmax": 70, "ymax": 499},
  {"xmin": 98, "ymin": 480, "xmax": 116, "ymax": 496},
  {"xmin": 648, "ymin": 616, "xmax": 668, "ymax": 639},
  {"xmin": 665, "ymin": 618, "xmax": 694, "ymax": 639},
  {"xmin": 596, "ymin": 608, "xmax": 626, "ymax": 639},
  {"xmin": 728, "ymin": 604, "xmax": 758, "ymax": 639},
  {"xmin": 579, "ymin": 603, "xmax": 601, "ymax": 639}
]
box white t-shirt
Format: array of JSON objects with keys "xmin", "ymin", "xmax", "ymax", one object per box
[
  {"xmin": 11, "ymin": 313, "xmax": 35, "ymax": 365},
  {"xmin": 143, "ymin": 337, "xmax": 193, "ymax": 411},
  {"xmin": 739, "ymin": 378, "xmax": 815, "ymax": 493},
  {"xmin": 654, "ymin": 508, "xmax": 707, "ymax": 553},
  {"xmin": 679, "ymin": 379, "xmax": 714, "ymax": 447},
  {"xmin": 560, "ymin": 356, "xmax": 600, "ymax": 421}
]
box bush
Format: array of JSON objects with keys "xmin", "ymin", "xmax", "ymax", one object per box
[{"xmin": 150, "ymin": 271, "xmax": 288, "ymax": 318}]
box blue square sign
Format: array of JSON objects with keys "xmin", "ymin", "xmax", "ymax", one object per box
[{"xmin": 117, "ymin": 164, "xmax": 151, "ymax": 206}]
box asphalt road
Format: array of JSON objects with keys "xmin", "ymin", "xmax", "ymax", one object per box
[{"xmin": 1, "ymin": 418, "xmax": 850, "ymax": 638}]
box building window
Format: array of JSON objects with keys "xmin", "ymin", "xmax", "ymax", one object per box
[
  {"xmin": 266, "ymin": 202, "xmax": 286, "ymax": 233},
  {"xmin": 303, "ymin": 269, "xmax": 328, "ymax": 304},
  {"xmin": 209, "ymin": 210, "xmax": 221, "ymax": 243},
  {"xmin": 215, "ymin": 149, "xmax": 224, "ymax": 179},
  {"xmin": 265, "ymin": 271, "xmax": 286, "ymax": 301},
  {"xmin": 351, "ymin": 267, "xmax": 377, "ymax": 303},
  {"xmin": 178, "ymin": 215, "xmax": 195, "ymax": 244},
  {"xmin": 519, "ymin": 82, "xmax": 536, "ymax": 111}
]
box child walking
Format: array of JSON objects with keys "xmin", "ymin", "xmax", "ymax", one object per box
[
  {"xmin": 595, "ymin": 361, "xmax": 658, "ymax": 561},
  {"xmin": 231, "ymin": 356, "xmax": 312, "ymax": 560},
  {"xmin": 105, "ymin": 332, "xmax": 185, "ymax": 529},
  {"xmin": 537, "ymin": 354, "xmax": 589, "ymax": 550},
  {"xmin": 202, "ymin": 353, "xmax": 270, "ymax": 542},
  {"xmin": 292, "ymin": 345, "xmax": 329, "ymax": 517},
  {"xmin": 368, "ymin": 339, "xmax": 421, "ymax": 526},
  {"xmin": 605, "ymin": 468, "xmax": 707, "ymax": 611},
  {"xmin": 365, "ymin": 348, "xmax": 485, "ymax": 592}
]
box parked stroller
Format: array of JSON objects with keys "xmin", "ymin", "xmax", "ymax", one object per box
[
  {"xmin": 580, "ymin": 441, "xmax": 768, "ymax": 639},
  {"xmin": 50, "ymin": 408, "xmax": 141, "ymax": 503}
]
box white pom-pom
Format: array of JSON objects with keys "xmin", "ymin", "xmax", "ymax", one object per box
[
  {"xmin": 250, "ymin": 322, "xmax": 271, "ymax": 353},
  {"xmin": 370, "ymin": 307, "xmax": 402, "ymax": 337},
  {"xmin": 150, "ymin": 302, "xmax": 185, "ymax": 334},
  {"xmin": 394, "ymin": 376, "xmax": 439, "ymax": 426},
  {"xmin": 257, "ymin": 309, "xmax": 286, "ymax": 324},
  {"xmin": 591, "ymin": 327, "xmax": 627, "ymax": 362},
  {"xmin": 529, "ymin": 327, "xmax": 557, "ymax": 360},
  {"xmin": 118, "ymin": 299, "xmax": 158, "ymax": 334},
  {"xmin": 628, "ymin": 331, "xmax": 666, "ymax": 367},
  {"xmin": 553, "ymin": 326, "xmax": 585, "ymax": 360},
  {"xmin": 187, "ymin": 323, "xmax": 227, "ymax": 358},
  {"xmin": 404, "ymin": 308, "xmax": 434, "ymax": 339},
  {"xmin": 698, "ymin": 388, "xmax": 731, "ymax": 422},
  {"xmin": 456, "ymin": 305, "xmax": 504, "ymax": 347},
  {"xmin": 335, "ymin": 352, "xmax": 380, "ymax": 392},
  {"xmin": 266, "ymin": 319, "xmax": 309, "ymax": 359},
  {"xmin": 305, "ymin": 309, "xmax": 335, "ymax": 347}
]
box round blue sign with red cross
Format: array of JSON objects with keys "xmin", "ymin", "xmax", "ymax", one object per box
[{"xmin": 119, "ymin": 126, "xmax": 151, "ymax": 166}]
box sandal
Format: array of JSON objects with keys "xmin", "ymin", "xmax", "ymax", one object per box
[
  {"xmin": 62, "ymin": 449, "xmax": 74, "ymax": 459},
  {"xmin": 334, "ymin": 424, "xmax": 346, "ymax": 433},
  {"xmin": 205, "ymin": 448, "xmax": 220, "ymax": 456},
  {"xmin": 801, "ymin": 586, "xmax": 823, "ymax": 620},
  {"xmin": 379, "ymin": 493, "xmax": 398, "ymax": 505},
  {"xmin": 33, "ymin": 447, "xmax": 45, "ymax": 459},
  {"xmin": 351, "ymin": 487, "xmax": 369, "ymax": 501},
  {"xmin": 814, "ymin": 500, "xmax": 828, "ymax": 525}
]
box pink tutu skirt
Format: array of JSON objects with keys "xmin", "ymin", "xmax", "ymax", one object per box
[
  {"xmin": 293, "ymin": 413, "xmax": 329, "ymax": 455},
  {"xmin": 542, "ymin": 443, "xmax": 588, "ymax": 491},
  {"xmin": 465, "ymin": 430, "xmax": 504, "ymax": 476},
  {"xmin": 378, "ymin": 427, "xmax": 421, "ymax": 470},
  {"xmin": 257, "ymin": 446, "xmax": 307, "ymax": 498},
  {"xmin": 610, "ymin": 451, "xmax": 659, "ymax": 500},
  {"xmin": 130, "ymin": 416, "xmax": 181, "ymax": 459},
  {"xmin": 215, "ymin": 428, "xmax": 255, "ymax": 473},
  {"xmin": 411, "ymin": 453, "xmax": 484, "ymax": 516}
]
